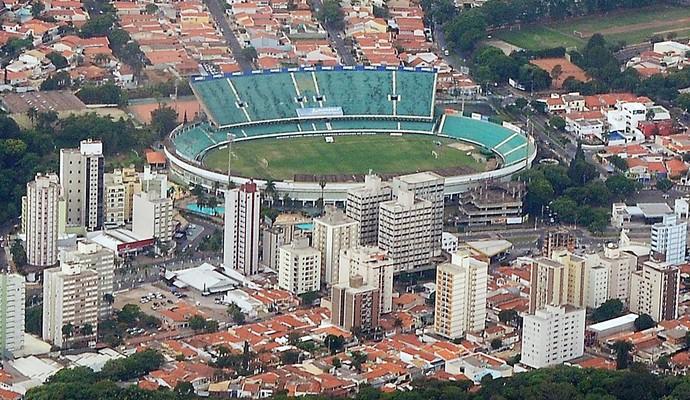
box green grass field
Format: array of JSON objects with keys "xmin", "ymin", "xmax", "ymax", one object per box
[
  {"xmin": 494, "ymin": 5, "xmax": 690, "ymax": 51},
  {"xmin": 202, "ymin": 135, "xmax": 485, "ymax": 180}
]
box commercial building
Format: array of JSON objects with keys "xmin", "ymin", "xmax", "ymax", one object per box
[
  {"xmin": 378, "ymin": 189, "xmax": 434, "ymax": 273},
  {"xmin": 224, "ymin": 181, "xmax": 261, "ymax": 276},
  {"xmin": 60, "ymin": 240, "xmax": 115, "ymax": 319},
  {"xmin": 24, "ymin": 173, "xmax": 61, "ymax": 267},
  {"xmin": 0, "ymin": 274, "xmax": 25, "ymax": 357},
  {"xmin": 392, "ymin": 172, "xmax": 444, "ymax": 255},
  {"xmin": 651, "ymin": 213, "xmax": 687, "ymax": 265},
  {"xmin": 277, "ymin": 239, "xmax": 321, "ymax": 295},
  {"xmin": 313, "ymin": 207, "xmax": 359, "ymax": 285},
  {"xmin": 521, "ymin": 305, "xmax": 585, "ymax": 369},
  {"xmin": 132, "ymin": 172, "xmax": 174, "ymax": 243},
  {"xmin": 528, "ymin": 257, "xmax": 568, "ymax": 313},
  {"xmin": 338, "ymin": 245, "xmax": 394, "ymax": 314},
  {"xmin": 629, "ymin": 260, "xmax": 680, "ymax": 322},
  {"xmin": 346, "ymin": 174, "xmax": 392, "ymax": 246},
  {"xmin": 434, "ymin": 251, "xmax": 488, "ymax": 339},
  {"xmin": 457, "ymin": 181, "xmax": 525, "ymax": 226},
  {"xmin": 43, "ymin": 261, "xmax": 99, "ymax": 348},
  {"xmin": 585, "ymin": 244, "xmax": 637, "ymax": 305},
  {"xmin": 59, "ymin": 139, "xmax": 104, "ymax": 231},
  {"xmin": 331, "ymin": 275, "xmax": 380, "ymax": 332},
  {"xmin": 103, "ymin": 171, "xmax": 126, "ymax": 228}
]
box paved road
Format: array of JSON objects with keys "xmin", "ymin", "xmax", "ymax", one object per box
[
  {"xmin": 310, "ymin": 0, "xmax": 354, "ymax": 65},
  {"xmin": 203, "ymin": 0, "xmax": 254, "ymax": 71}
]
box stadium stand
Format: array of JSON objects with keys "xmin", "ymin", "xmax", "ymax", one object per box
[{"xmin": 191, "ymin": 67, "xmax": 436, "ymax": 127}]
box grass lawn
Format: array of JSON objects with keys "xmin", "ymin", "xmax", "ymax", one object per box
[
  {"xmin": 494, "ymin": 5, "xmax": 690, "ymax": 50},
  {"xmin": 202, "ymin": 134, "xmax": 484, "ymax": 180}
]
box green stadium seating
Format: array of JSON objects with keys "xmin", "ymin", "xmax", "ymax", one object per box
[
  {"xmin": 399, "ymin": 121, "xmax": 435, "ymax": 132},
  {"xmin": 231, "ymin": 73, "xmax": 298, "ymax": 121},
  {"xmin": 396, "ymin": 72, "xmax": 435, "ymax": 117}
]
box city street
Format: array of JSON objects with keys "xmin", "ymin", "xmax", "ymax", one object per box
[
  {"xmin": 203, "ymin": 0, "xmax": 254, "ymax": 71},
  {"xmin": 310, "ymin": 0, "xmax": 355, "ymax": 65}
]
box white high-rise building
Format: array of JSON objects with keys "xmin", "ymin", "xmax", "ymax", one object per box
[
  {"xmin": 224, "ymin": 182, "xmax": 260, "ymax": 276},
  {"xmin": 313, "ymin": 207, "xmax": 359, "ymax": 285},
  {"xmin": 521, "ymin": 305, "xmax": 585, "ymax": 369},
  {"xmin": 630, "ymin": 260, "xmax": 680, "ymax": 322},
  {"xmin": 651, "ymin": 213, "xmax": 687, "ymax": 265},
  {"xmin": 378, "ymin": 189, "xmax": 434, "ymax": 272},
  {"xmin": 60, "ymin": 139, "xmax": 104, "ymax": 231},
  {"xmin": 585, "ymin": 244, "xmax": 637, "ymax": 304},
  {"xmin": 551, "ymin": 250, "xmax": 586, "ymax": 308},
  {"xmin": 346, "ymin": 174, "xmax": 392, "ymax": 246},
  {"xmin": 60, "ymin": 240, "xmax": 115, "ymax": 319},
  {"xmin": 24, "ymin": 173, "xmax": 61, "ymax": 267},
  {"xmin": 278, "ymin": 239, "xmax": 321, "ymax": 295},
  {"xmin": 0, "ymin": 273, "xmax": 25, "ymax": 357},
  {"xmin": 584, "ymin": 264, "xmax": 609, "ymax": 309},
  {"xmin": 434, "ymin": 251, "xmax": 488, "ymax": 339},
  {"xmin": 392, "ymin": 172, "xmax": 444, "ymax": 255},
  {"xmin": 132, "ymin": 191, "xmax": 174, "ymax": 242},
  {"xmin": 338, "ymin": 245, "xmax": 394, "ymax": 314},
  {"xmin": 43, "ymin": 261, "xmax": 99, "ymax": 348},
  {"xmin": 104, "ymin": 171, "xmax": 126, "ymax": 228}
]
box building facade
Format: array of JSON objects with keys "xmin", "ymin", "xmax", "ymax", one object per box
[
  {"xmin": 392, "ymin": 172, "xmax": 444, "ymax": 255},
  {"xmin": 651, "ymin": 213, "xmax": 687, "ymax": 265},
  {"xmin": 277, "ymin": 239, "xmax": 321, "ymax": 295},
  {"xmin": 104, "ymin": 171, "xmax": 126, "ymax": 228},
  {"xmin": 346, "ymin": 174, "xmax": 392, "ymax": 246},
  {"xmin": 338, "ymin": 245, "xmax": 394, "ymax": 314},
  {"xmin": 0, "ymin": 273, "xmax": 25, "ymax": 357},
  {"xmin": 313, "ymin": 207, "xmax": 359, "ymax": 285},
  {"xmin": 585, "ymin": 244, "xmax": 637, "ymax": 305},
  {"xmin": 378, "ymin": 189, "xmax": 434, "ymax": 273},
  {"xmin": 629, "ymin": 260, "xmax": 680, "ymax": 322},
  {"xmin": 59, "ymin": 139, "xmax": 104, "ymax": 231},
  {"xmin": 224, "ymin": 182, "xmax": 261, "ymax": 276},
  {"xmin": 331, "ymin": 275, "xmax": 380, "ymax": 332},
  {"xmin": 528, "ymin": 257, "xmax": 568, "ymax": 314},
  {"xmin": 434, "ymin": 252, "xmax": 488, "ymax": 339},
  {"xmin": 43, "ymin": 262, "xmax": 99, "ymax": 348},
  {"xmin": 24, "ymin": 173, "xmax": 61, "ymax": 267},
  {"xmin": 457, "ymin": 181, "xmax": 525, "ymax": 226},
  {"xmin": 521, "ymin": 305, "xmax": 585, "ymax": 369}
]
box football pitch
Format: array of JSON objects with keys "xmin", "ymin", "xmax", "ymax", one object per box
[
  {"xmin": 202, "ymin": 134, "xmax": 486, "ymax": 180},
  {"xmin": 494, "ymin": 5, "xmax": 690, "ymax": 51}
]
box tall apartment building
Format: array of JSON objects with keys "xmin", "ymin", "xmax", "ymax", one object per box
[
  {"xmin": 60, "ymin": 240, "xmax": 115, "ymax": 320},
  {"xmin": 542, "ymin": 229, "xmax": 576, "ymax": 258},
  {"xmin": 24, "ymin": 173, "xmax": 61, "ymax": 267},
  {"xmin": 551, "ymin": 250, "xmax": 586, "ymax": 308},
  {"xmin": 378, "ymin": 189, "xmax": 434, "ymax": 273},
  {"xmin": 651, "ymin": 213, "xmax": 687, "ymax": 265},
  {"xmin": 104, "ymin": 171, "xmax": 126, "ymax": 228},
  {"xmin": 313, "ymin": 207, "xmax": 359, "ymax": 285},
  {"xmin": 60, "ymin": 139, "xmax": 104, "ymax": 231},
  {"xmin": 528, "ymin": 257, "xmax": 568, "ymax": 313},
  {"xmin": 277, "ymin": 239, "xmax": 321, "ymax": 295},
  {"xmin": 630, "ymin": 260, "xmax": 680, "ymax": 322},
  {"xmin": 132, "ymin": 191, "xmax": 174, "ymax": 242},
  {"xmin": 585, "ymin": 244, "xmax": 637, "ymax": 305},
  {"xmin": 584, "ymin": 263, "xmax": 609, "ymax": 309},
  {"xmin": 43, "ymin": 261, "xmax": 99, "ymax": 348},
  {"xmin": 392, "ymin": 172, "xmax": 444, "ymax": 255},
  {"xmin": 119, "ymin": 167, "xmax": 141, "ymax": 222},
  {"xmin": 434, "ymin": 251, "xmax": 488, "ymax": 339},
  {"xmin": 338, "ymin": 245, "xmax": 394, "ymax": 313},
  {"xmin": 224, "ymin": 182, "xmax": 260, "ymax": 276},
  {"xmin": 0, "ymin": 273, "xmax": 25, "ymax": 357},
  {"xmin": 346, "ymin": 174, "xmax": 392, "ymax": 245},
  {"xmin": 521, "ymin": 305, "xmax": 585, "ymax": 369},
  {"xmin": 331, "ymin": 275, "xmax": 380, "ymax": 332}
]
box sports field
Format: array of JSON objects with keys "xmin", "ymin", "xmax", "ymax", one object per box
[
  {"xmin": 494, "ymin": 5, "xmax": 690, "ymax": 51},
  {"xmin": 202, "ymin": 135, "xmax": 486, "ymax": 180}
]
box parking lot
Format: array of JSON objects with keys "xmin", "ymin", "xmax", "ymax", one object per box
[{"xmin": 113, "ymin": 283, "xmax": 231, "ymax": 323}]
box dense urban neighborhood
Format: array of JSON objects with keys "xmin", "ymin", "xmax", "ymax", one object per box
[{"xmin": 4, "ymin": 0, "xmax": 690, "ymax": 399}]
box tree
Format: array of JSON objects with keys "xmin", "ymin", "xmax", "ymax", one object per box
[
  {"xmin": 608, "ymin": 155, "xmax": 628, "ymax": 172},
  {"xmin": 10, "ymin": 240, "xmax": 27, "ymax": 270},
  {"xmin": 549, "ymin": 116, "xmax": 566, "ymax": 131},
  {"xmin": 188, "ymin": 315, "xmax": 207, "ymax": 332},
  {"xmin": 227, "ymin": 302, "xmax": 246, "ymax": 325},
  {"xmin": 332, "ymin": 357, "xmax": 341, "ymax": 368},
  {"xmin": 79, "ymin": 13, "xmax": 115, "ymax": 38},
  {"xmin": 25, "ymin": 306, "xmax": 42, "ymax": 335},
  {"xmin": 444, "ymin": 9, "xmax": 487, "ymax": 52},
  {"xmin": 657, "ymin": 355, "xmax": 670, "ymax": 371},
  {"xmin": 46, "ymin": 52, "xmax": 68, "ymax": 69},
  {"xmin": 606, "ymin": 174, "xmax": 638, "ymax": 200},
  {"xmin": 145, "ymin": 3, "xmax": 158, "ymax": 13},
  {"xmin": 634, "ymin": 314, "xmax": 656, "ymax": 332},
  {"xmin": 317, "ymin": 0, "xmax": 345, "ymax": 31},
  {"xmin": 325, "ymin": 334, "xmax": 345, "ymax": 354},
  {"xmin": 498, "ymin": 309, "xmax": 519, "ymax": 326},
  {"xmin": 103, "ymin": 293, "xmax": 115, "ymax": 305},
  {"xmin": 514, "ymin": 97, "xmax": 528, "ymax": 109},
  {"xmin": 299, "ymin": 291, "xmax": 319, "ymax": 306},
  {"xmin": 550, "ymin": 64, "xmax": 563, "ymax": 81},
  {"xmin": 76, "ymin": 83, "xmax": 124, "ymax": 105},
  {"xmin": 656, "ymin": 178, "xmax": 673, "ymax": 193},
  {"xmin": 81, "ymin": 323, "xmax": 93, "ymax": 336},
  {"xmin": 40, "ymin": 71, "xmax": 71, "ymax": 90},
  {"xmin": 62, "ymin": 323, "xmax": 74, "ymax": 339},
  {"xmin": 100, "ymin": 349, "xmax": 165, "ymax": 381},
  {"xmin": 490, "ymin": 338, "xmax": 503, "ymax": 350},
  {"xmin": 280, "ymin": 350, "xmax": 301, "ymax": 365},
  {"xmin": 568, "ymin": 143, "xmax": 598, "ymax": 185},
  {"xmin": 31, "ymin": 0, "xmax": 44, "ymax": 17},
  {"xmin": 613, "ymin": 340, "xmax": 633, "ymax": 369},
  {"xmin": 240, "ymin": 46, "xmax": 258, "ymax": 62},
  {"xmin": 592, "ymin": 299, "xmax": 624, "ymax": 322},
  {"xmin": 117, "ymin": 304, "xmax": 141, "ymax": 325},
  {"xmin": 351, "ymin": 351, "xmax": 368, "ymax": 372},
  {"xmin": 151, "ymin": 106, "xmax": 179, "ymax": 138}
]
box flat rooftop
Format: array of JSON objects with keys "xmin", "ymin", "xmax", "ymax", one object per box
[{"xmin": 1, "ymin": 91, "xmax": 86, "ymax": 114}]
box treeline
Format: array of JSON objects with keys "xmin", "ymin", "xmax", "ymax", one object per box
[
  {"xmin": 0, "ymin": 112, "xmax": 155, "ymax": 225},
  {"xmin": 26, "ymin": 365, "xmax": 690, "ymax": 400}
]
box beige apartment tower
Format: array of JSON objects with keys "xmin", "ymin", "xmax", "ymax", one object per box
[
  {"xmin": 278, "ymin": 239, "xmax": 321, "ymax": 295},
  {"xmin": 630, "ymin": 260, "xmax": 680, "ymax": 322},
  {"xmin": 338, "ymin": 245, "xmax": 394, "ymax": 314},
  {"xmin": 331, "ymin": 275, "xmax": 380, "ymax": 332},
  {"xmin": 392, "ymin": 172, "xmax": 444, "ymax": 255},
  {"xmin": 24, "ymin": 173, "xmax": 61, "ymax": 267},
  {"xmin": 59, "ymin": 139, "xmax": 104, "ymax": 231},
  {"xmin": 313, "ymin": 207, "xmax": 359, "ymax": 285},
  {"xmin": 346, "ymin": 174, "xmax": 393, "ymax": 246},
  {"xmin": 529, "ymin": 257, "xmax": 568, "ymax": 313},
  {"xmin": 224, "ymin": 181, "xmax": 261, "ymax": 276}
]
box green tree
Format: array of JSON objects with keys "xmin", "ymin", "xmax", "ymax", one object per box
[
  {"xmin": 46, "ymin": 52, "xmax": 68, "ymax": 69},
  {"xmin": 241, "ymin": 46, "xmax": 258, "ymax": 62},
  {"xmin": 549, "ymin": 116, "xmax": 566, "ymax": 131},
  {"xmin": 117, "ymin": 304, "xmax": 141, "ymax": 325},
  {"xmin": 25, "ymin": 306, "xmax": 42, "ymax": 335},
  {"xmin": 40, "ymin": 71, "xmax": 71, "ymax": 90},
  {"xmin": 608, "ymin": 155, "xmax": 629, "ymax": 172},
  {"xmin": 613, "ymin": 340, "xmax": 633, "ymax": 369},
  {"xmin": 299, "ymin": 291, "xmax": 319, "ymax": 306},
  {"xmin": 325, "ymin": 334, "xmax": 345, "ymax": 354},
  {"xmin": 10, "ymin": 240, "xmax": 27, "ymax": 270},
  {"xmin": 656, "ymin": 178, "xmax": 673, "ymax": 192},
  {"xmin": 174, "ymin": 381, "xmax": 194, "ymax": 396},
  {"xmin": 62, "ymin": 323, "xmax": 74, "ymax": 339},
  {"xmin": 145, "ymin": 3, "xmax": 158, "ymax": 13},
  {"xmin": 280, "ymin": 350, "xmax": 301, "ymax": 365},
  {"xmin": 351, "ymin": 350, "xmax": 368, "ymax": 372},
  {"xmin": 31, "ymin": 0, "xmax": 44, "ymax": 17},
  {"xmin": 151, "ymin": 106, "xmax": 179, "ymax": 138},
  {"xmin": 592, "ymin": 299, "xmax": 624, "ymax": 322},
  {"xmin": 634, "ymin": 314, "xmax": 656, "ymax": 331},
  {"xmin": 317, "ymin": 0, "xmax": 345, "ymax": 30},
  {"xmin": 445, "ymin": 9, "xmax": 486, "ymax": 52},
  {"xmin": 188, "ymin": 315, "xmax": 207, "ymax": 332},
  {"xmin": 498, "ymin": 309, "xmax": 519, "ymax": 326},
  {"xmin": 490, "ymin": 338, "xmax": 503, "ymax": 350}
]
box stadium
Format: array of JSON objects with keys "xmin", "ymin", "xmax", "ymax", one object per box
[{"xmin": 164, "ymin": 65, "xmax": 537, "ymax": 202}]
